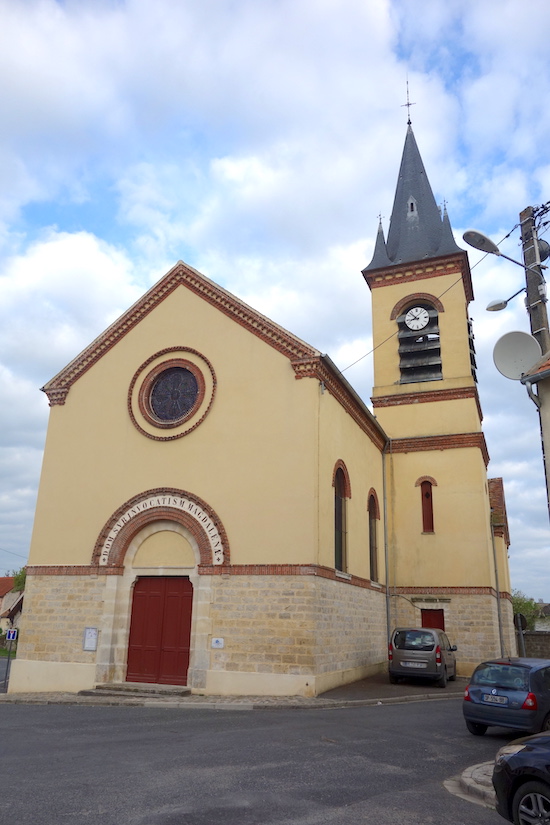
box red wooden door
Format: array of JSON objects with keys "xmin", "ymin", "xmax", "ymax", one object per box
[
  {"xmin": 421, "ymin": 608, "xmax": 445, "ymax": 630},
  {"xmin": 126, "ymin": 577, "xmax": 192, "ymax": 685}
]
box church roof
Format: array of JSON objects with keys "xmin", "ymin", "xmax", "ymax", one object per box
[{"xmin": 364, "ymin": 125, "xmax": 462, "ymax": 271}]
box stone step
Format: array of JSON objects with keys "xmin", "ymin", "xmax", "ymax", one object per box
[{"xmin": 79, "ymin": 682, "xmax": 191, "ymax": 698}]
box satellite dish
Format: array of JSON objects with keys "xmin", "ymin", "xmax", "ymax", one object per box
[{"xmin": 493, "ymin": 331, "xmax": 542, "ymax": 380}]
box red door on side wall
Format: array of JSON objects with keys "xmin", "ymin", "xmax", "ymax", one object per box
[
  {"xmin": 126, "ymin": 577, "xmax": 193, "ymax": 685},
  {"xmin": 421, "ymin": 608, "xmax": 445, "ymax": 631}
]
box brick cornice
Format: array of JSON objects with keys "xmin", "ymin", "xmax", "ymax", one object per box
[
  {"xmin": 363, "ymin": 251, "xmax": 474, "ymax": 303},
  {"xmin": 387, "ymin": 431, "xmax": 490, "ymax": 466},
  {"xmin": 26, "ymin": 565, "xmax": 124, "ymax": 576},
  {"xmin": 42, "ymin": 261, "xmax": 319, "ymax": 405},
  {"xmin": 392, "ymin": 585, "xmax": 511, "ymax": 599},
  {"xmin": 292, "ymin": 356, "xmax": 387, "ymax": 450},
  {"xmin": 372, "ymin": 386, "xmax": 483, "ymax": 422},
  {"xmin": 26, "ymin": 562, "xmax": 386, "ymax": 591},
  {"xmin": 198, "ymin": 563, "xmax": 386, "ymax": 590}
]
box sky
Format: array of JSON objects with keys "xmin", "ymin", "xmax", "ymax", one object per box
[{"xmin": 1, "ymin": 0, "xmax": 550, "ymax": 599}]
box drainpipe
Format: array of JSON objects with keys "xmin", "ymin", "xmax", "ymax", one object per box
[
  {"xmin": 490, "ymin": 510, "xmax": 505, "ymax": 657},
  {"xmin": 383, "ymin": 443, "xmax": 391, "ymax": 641}
]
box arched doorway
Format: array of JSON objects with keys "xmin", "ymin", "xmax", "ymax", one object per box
[
  {"xmin": 126, "ymin": 576, "xmax": 193, "ymax": 685},
  {"xmin": 92, "ymin": 488, "xmax": 230, "ymax": 688}
]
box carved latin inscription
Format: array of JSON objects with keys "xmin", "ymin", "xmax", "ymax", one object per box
[{"xmin": 99, "ymin": 493, "xmax": 224, "ymax": 566}]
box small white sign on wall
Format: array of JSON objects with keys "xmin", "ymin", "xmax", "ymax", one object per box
[
  {"xmin": 211, "ymin": 637, "xmax": 224, "ymax": 649},
  {"xmin": 83, "ymin": 627, "xmax": 99, "ymax": 651}
]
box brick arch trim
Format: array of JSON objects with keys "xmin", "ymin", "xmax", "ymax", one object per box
[
  {"xmin": 415, "ymin": 476, "xmax": 438, "ymax": 487},
  {"xmin": 91, "ymin": 488, "xmax": 230, "ymax": 568},
  {"xmin": 390, "ymin": 293, "xmax": 445, "ymax": 320},
  {"xmin": 332, "ymin": 460, "xmax": 351, "ymax": 498},
  {"xmin": 367, "ymin": 488, "xmax": 380, "ymax": 519}
]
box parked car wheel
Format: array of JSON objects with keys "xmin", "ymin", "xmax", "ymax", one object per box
[
  {"xmin": 437, "ymin": 668, "xmax": 447, "ymax": 688},
  {"xmin": 512, "ymin": 780, "xmax": 550, "ymax": 825},
  {"xmin": 389, "ymin": 673, "xmax": 399, "ymax": 684},
  {"xmin": 448, "ymin": 666, "xmax": 456, "ymax": 681},
  {"xmin": 466, "ymin": 720, "xmax": 487, "ymax": 736},
  {"xmin": 542, "ymin": 714, "xmax": 550, "ymax": 732}
]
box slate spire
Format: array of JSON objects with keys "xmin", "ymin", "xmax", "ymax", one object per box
[{"xmin": 364, "ymin": 125, "xmax": 462, "ymax": 271}]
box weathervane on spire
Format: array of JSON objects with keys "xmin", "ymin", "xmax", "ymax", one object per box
[{"xmin": 402, "ymin": 79, "xmax": 416, "ymax": 125}]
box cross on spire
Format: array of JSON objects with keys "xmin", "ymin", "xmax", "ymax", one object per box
[{"xmin": 401, "ymin": 80, "xmax": 416, "ymax": 125}]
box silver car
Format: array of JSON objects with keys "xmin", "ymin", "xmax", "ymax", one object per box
[{"xmin": 388, "ymin": 627, "xmax": 457, "ymax": 687}]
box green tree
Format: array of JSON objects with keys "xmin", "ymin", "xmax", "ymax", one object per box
[
  {"xmin": 10, "ymin": 567, "xmax": 26, "ymax": 592},
  {"xmin": 511, "ymin": 589, "xmax": 541, "ymax": 631}
]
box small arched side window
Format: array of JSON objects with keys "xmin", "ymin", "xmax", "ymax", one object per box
[
  {"xmin": 334, "ymin": 467, "xmax": 348, "ymax": 572},
  {"xmin": 368, "ymin": 494, "xmax": 379, "ymax": 582},
  {"xmin": 421, "ymin": 480, "xmax": 434, "ymax": 533}
]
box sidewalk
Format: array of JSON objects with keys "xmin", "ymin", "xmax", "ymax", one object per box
[{"xmin": 0, "ymin": 671, "xmax": 494, "ymax": 809}]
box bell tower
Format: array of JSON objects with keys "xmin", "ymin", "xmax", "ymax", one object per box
[
  {"xmin": 363, "ymin": 124, "xmax": 479, "ymax": 439},
  {"xmin": 362, "ymin": 124, "xmax": 515, "ymax": 668}
]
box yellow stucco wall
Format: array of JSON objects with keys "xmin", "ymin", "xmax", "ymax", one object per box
[
  {"xmin": 29, "ymin": 284, "xmax": 328, "ymax": 568},
  {"xmin": 316, "ymin": 391, "xmax": 384, "ymax": 581},
  {"xmin": 384, "ymin": 447, "xmax": 495, "ymax": 589}
]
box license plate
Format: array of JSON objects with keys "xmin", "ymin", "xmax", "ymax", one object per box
[
  {"xmin": 483, "ymin": 694, "xmax": 508, "ymax": 705},
  {"xmin": 402, "ymin": 661, "xmax": 427, "ymax": 668}
]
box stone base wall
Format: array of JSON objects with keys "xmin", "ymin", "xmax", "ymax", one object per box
[
  {"xmin": 15, "ymin": 572, "xmax": 515, "ymax": 694},
  {"xmin": 208, "ymin": 575, "xmax": 387, "ymax": 682},
  {"xmin": 16, "ymin": 574, "xmax": 106, "ymax": 664},
  {"xmin": 388, "ymin": 590, "xmax": 516, "ymax": 676},
  {"xmin": 14, "ymin": 571, "xmax": 389, "ymax": 695}
]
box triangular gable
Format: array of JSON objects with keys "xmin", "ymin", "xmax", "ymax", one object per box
[
  {"xmin": 40, "ymin": 259, "xmax": 387, "ymax": 450},
  {"xmin": 42, "ymin": 260, "xmax": 320, "ymax": 406}
]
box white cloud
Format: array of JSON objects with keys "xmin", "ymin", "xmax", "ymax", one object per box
[{"xmin": 0, "ymin": 0, "xmax": 548, "ymax": 596}]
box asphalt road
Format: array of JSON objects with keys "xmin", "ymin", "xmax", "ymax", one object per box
[
  {"xmin": 0, "ymin": 655, "xmax": 10, "ymax": 691},
  {"xmin": 0, "ymin": 698, "xmax": 516, "ymax": 824}
]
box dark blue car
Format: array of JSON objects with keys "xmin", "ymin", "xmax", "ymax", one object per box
[
  {"xmin": 463, "ymin": 658, "xmax": 550, "ymax": 736},
  {"xmin": 492, "ymin": 732, "xmax": 550, "ymax": 823}
]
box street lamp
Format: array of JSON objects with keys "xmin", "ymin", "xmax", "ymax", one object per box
[
  {"xmin": 486, "ymin": 287, "xmax": 526, "ymax": 313},
  {"xmin": 463, "ymin": 223, "xmax": 550, "ymax": 354}
]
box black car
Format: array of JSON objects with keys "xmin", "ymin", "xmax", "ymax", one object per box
[
  {"xmin": 463, "ymin": 658, "xmax": 550, "ymax": 736},
  {"xmin": 493, "ymin": 732, "xmax": 550, "ymax": 824}
]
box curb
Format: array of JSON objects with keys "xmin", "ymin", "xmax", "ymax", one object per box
[
  {"xmin": 0, "ymin": 690, "xmax": 463, "ymax": 710},
  {"xmin": 459, "ymin": 761, "xmax": 496, "ymax": 806},
  {"xmin": 444, "ymin": 761, "xmax": 495, "ymax": 810}
]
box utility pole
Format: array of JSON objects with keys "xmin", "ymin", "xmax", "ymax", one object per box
[
  {"xmin": 520, "ymin": 205, "xmax": 550, "ymax": 520},
  {"xmin": 519, "ymin": 206, "xmax": 550, "ymax": 353}
]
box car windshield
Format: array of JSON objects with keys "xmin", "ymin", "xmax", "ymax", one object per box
[
  {"xmin": 393, "ymin": 630, "xmax": 435, "ymax": 652},
  {"xmin": 470, "ymin": 663, "xmax": 529, "ymax": 691}
]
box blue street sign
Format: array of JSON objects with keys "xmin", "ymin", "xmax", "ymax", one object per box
[{"xmin": 6, "ymin": 629, "xmax": 17, "ymax": 641}]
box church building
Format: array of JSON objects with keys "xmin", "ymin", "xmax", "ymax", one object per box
[{"xmin": 9, "ymin": 125, "xmax": 515, "ymax": 697}]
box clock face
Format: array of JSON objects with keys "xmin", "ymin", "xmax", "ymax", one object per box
[{"xmin": 404, "ymin": 306, "xmax": 430, "ymax": 331}]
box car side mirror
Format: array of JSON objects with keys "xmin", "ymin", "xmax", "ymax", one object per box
[{"xmin": 451, "ymin": 645, "xmax": 457, "ymax": 651}]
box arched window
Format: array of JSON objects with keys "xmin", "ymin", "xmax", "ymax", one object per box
[
  {"xmin": 421, "ymin": 480, "xmax": 434, "ymax": 533},
  {"xmin": 368, "ymin": 494, "xmax": 379, "ymax": 582},
  {"xmin": 334, "ymin": 467, "xmax": 348, "ymax": 572},
  {"xmin": 397, "ymin": 302, "xmax": 442, "ymax": 384}
]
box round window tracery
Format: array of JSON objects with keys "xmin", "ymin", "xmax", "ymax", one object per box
[
  {"xmin": 132, "ymin": 353, "xmax": 211, "ymax": 436},
  {"xmin": 150, "ymin": 367, "xmax": 199, "ymax": 422}
]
